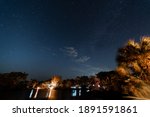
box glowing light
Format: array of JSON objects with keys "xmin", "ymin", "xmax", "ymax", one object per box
[
  {"xmin": 71, "ymin": 86, "xmax": 76, "ymax": 89},
  {"xmin": 29, "ymin": 89, "xmax": 34, "ymax": 98},
  {"xmin": 48, "ymin": 88, "xmax": 52, "ymax": 98},
  {"xmin": 87, "ymin": 90, "xmax": 90, "ymax": 92},
  {"xmin": 79, "ymin": 89, "xmax": 81, "ymax": 96},
  {"xmin": 48, "ymin": 87, "xmax": 54, "ymax": 98},
  {"xmin": 51, "ymin": 81, "xmax": 57, "ymax": 87},
  {"xmin": 32, "ymin": 79, "xmax": 58, "ymax": 99},
  {"xmin": 72, "ymin": 89, "xmax": 77, "ymax": 96},
  {"xmin": 34, "ymin": 87, "xmax": 39, "ymax": 98}
]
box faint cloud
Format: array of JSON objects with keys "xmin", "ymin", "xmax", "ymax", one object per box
[
  {"xmin": 76, "ymin": 56, "xmax": 91, "ymax": 63},
  {"xmin": 61, "ymin": 46, "xmax": 78, "ymax": 58},
  {"xmin": 61, "ymin": 46, "xmax": 91, "ymax": 63}
]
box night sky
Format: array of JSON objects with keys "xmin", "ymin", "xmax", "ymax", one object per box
[{"xmin": 1, "ymin": 0, "xmax": 150, "ymax": 80}]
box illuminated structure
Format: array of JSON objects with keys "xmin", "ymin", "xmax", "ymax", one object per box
[{"xmin": 29, "ymin": 79, "xmax": 58, "ymax": 99}]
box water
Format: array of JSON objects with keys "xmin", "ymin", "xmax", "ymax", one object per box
[
  {"xmin": 28, "ymin": 88, "xmax": 82, "ymax": 100},
  {"xmin": 0, "ymin": 87, "xmax": 144, "ymax": 100},
  {"xmin": 0, "ymin": 89, "xmax": 30, "ymax": 100}
]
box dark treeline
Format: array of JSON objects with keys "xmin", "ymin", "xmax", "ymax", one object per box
[{"xmin": 0, "ymin": 72, "xmax": 28, "ymax": 90}]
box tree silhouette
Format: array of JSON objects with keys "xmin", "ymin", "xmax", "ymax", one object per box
[{"xmin": 0, "ymin": 72, "xmax": 28, "ymax": 89}]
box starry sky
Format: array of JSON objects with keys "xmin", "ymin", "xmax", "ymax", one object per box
[{"xmin": 1, "ymin": 0, "xmax": 150, "ymax": 80}]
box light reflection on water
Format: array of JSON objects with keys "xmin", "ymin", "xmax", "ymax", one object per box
[
  {"xmin": 0, "ymin": 87, "xmax": 88, "ymax": 100},
  {"xmin": 29, "ymin": 89, "xmax": 33, "ymax": 98},
  {"xmin": 29, "ymin": 87, "xmax": 88, "ymax": 100}
]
